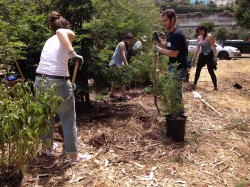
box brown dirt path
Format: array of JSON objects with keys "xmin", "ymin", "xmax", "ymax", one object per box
[{"xmin": 23, "ymin": 58, "xmax": 250, "ymax": 187}]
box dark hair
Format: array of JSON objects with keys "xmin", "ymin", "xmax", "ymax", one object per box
[
  {"xmin": 48, "ymin": 11, "xmax": 71, "ymax": 33},
  {"xmin": 124, "ymin": 33, "xmax": 133, "ymax": 40},
  {"xmin": 196, "ymin": 26, "xmax": 208, "ymax": 39},
  {"xmin": 162, "ymin": 9, "xmax": 176, "ymax": 22}
]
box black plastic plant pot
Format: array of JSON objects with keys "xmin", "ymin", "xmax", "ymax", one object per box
[{"xmin": 166, "ymin": 114, "xmax": 187, "ymax": 142}]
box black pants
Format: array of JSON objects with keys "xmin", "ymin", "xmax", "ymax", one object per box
[{"xmin": 194, "ymin": 52, "xmax": 217, "ymax": 88}]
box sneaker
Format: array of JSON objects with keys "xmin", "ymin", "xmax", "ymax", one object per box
[
  {"xmin": 123, "ymin": 95, "xmax": 132, "ymax": 100},
  {"xmin": 110, "ymin": 93, "xmax": 120, "ymax": 98},
  {"xmin": 192, "ymin": 84, "xmax": 196, "ymax": 90},
  {"xmin": 43, "ymin": 142, "xmax": 58, "ymax": 156},
  {"xmin": 66, "ymin": 154, "xmax": 92, "ymax": 166}
]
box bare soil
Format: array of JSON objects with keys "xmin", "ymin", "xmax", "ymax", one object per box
[{"xmin": 23, "ymin": 58, "xmax": 250, "ymax": 187}]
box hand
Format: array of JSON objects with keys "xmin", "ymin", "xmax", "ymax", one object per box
[
  {"xmin": 152, "ymin": 45, "xmax": 161, "ymax": 53},
  {"xmin": 69, "ymin": 51, "xmax": 83, "ymax": 62},
  {"xmin": 152, "ymin": 31, "xmax": 159, "ymax": 42}
]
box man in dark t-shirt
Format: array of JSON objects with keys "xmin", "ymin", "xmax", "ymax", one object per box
[
  {"xmin": 152, "ymin": 9, "xmax": 188, "ymax": 70},
  {"xmin": 152, "ymin": 9, "xmax": 189, "ymax": 115},
  {"xmin": 167, "ymin": 27, "xmax": 188, "ymax": 69}
]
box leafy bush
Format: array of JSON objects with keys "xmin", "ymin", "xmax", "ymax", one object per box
[
  {"xmin": 0, "ymin": 81, "xmax": 62, "ymax": 183},
  {"xmin": 150, "ymin": 60, "xmax": 184, "ymax": 118}
]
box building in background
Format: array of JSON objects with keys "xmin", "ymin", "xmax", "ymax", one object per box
[{"xmin": 190, "ymin": 0, "xmax": 235, "ymax": 5}]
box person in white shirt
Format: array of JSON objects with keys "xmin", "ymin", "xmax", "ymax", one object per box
[
  {"xmin": 133, "ymin": 35, "xmax": 147, "ymax": 54},
  {"xmin": 35, "ymin": 11, "xmax": 91, "ymax": 163}
]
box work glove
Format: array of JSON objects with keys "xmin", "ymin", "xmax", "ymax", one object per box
[
  {"xmin": 152, "ymin": 45, "xmax": 161, "ymax": 53},
  {"xmin": 69, "ymin": 50, "xmax": 83, "ymax": 62},
  {"xmin": 69, "ymin": 50, "xmax": 84, "ymax": 69},
  {"xmin": 152, "ymin": 31, "xmax": 159, "ymax": 42}
]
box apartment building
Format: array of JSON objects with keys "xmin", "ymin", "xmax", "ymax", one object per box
[{"xmin": 190, "ymin": 0, "xmax": 235, "ymax": 5}]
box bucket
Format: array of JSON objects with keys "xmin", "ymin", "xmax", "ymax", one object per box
[{"xmin": 166, "ymin": 114, "xmax": 187, "ymax": 142}]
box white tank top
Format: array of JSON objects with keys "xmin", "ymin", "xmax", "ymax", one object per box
[{"xmin": 36, "ymin": 34, "xmax": 70, "ymax": 77}]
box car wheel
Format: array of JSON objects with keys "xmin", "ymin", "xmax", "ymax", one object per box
[{"xmin": 218, "ymin": 51, "xmax": 229, "ymax": 60}]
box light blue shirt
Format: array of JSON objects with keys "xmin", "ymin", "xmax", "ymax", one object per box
[{"xmin": 109, "ymin": 42, "xmax": 127, "ymax": 67}]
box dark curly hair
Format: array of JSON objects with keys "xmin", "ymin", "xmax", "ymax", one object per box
[{"xmin": 196, "ymin": 26, "xmax": 208, "ymax": 40}]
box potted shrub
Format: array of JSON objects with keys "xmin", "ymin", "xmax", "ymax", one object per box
[
  {"xmin": 152, "ymin": 63, "xmax": 187, "ymax": 142},
  {"xmin": 0, "ymin": 81, "xmax": 62, "ymax": 186}
]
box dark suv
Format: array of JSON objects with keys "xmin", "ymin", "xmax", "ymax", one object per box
[{"xmin": 222, "ymin": 40, "xmax": 250, "ymax": 54}]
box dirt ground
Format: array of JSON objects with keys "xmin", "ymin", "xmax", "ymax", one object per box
[{"xmin": 23, "ymin": 58, "xmax": 250, "ymax": 187}]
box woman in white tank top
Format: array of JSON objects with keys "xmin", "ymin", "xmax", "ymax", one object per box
[{"xmin": 35, "ymin": 11, "xmax": 91, "ymax": 163}]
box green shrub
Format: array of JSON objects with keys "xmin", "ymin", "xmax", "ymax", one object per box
[{"xmin": 0, "ymin": 81, "xmax": 62, "ymax": 183}]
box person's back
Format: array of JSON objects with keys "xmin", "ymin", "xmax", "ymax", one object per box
[
  {"xmin": 110, "ymin": 41, "xmax": 126, "ymax": 67},
  {"xmin": 37, "ymin": 34, "xmax": 69, "ymax": 76}
]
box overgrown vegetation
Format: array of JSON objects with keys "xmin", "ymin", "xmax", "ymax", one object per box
[{"xmin": 0, "ymin": 81, "xmax": 62, "ymax": 184}]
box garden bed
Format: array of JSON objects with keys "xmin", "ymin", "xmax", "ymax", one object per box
[{"xmin": 23, "ymin": 58, "xmax": 250, "ymax": 187}]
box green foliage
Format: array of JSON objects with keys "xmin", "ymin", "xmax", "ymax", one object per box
[
  {"xmin": 129, "ymin": 53, "xmax": 154, "ymax": 85},
  {"xmin": 234, "ymin": 0, "xmax": 250, "ymax": 29},
  {"xmin": 151, "ymin": 61, "xmax": 184, "ymax": 118},
  {"xmin": 0, "ymin": 81, "xmax": 62, "ymax": 181},
  {"xmin": 199, "ymin": 21, "xmax": 215, "ymax": 32},
  {"xmin": 159, "ymin": 1, "xmax": 234, "ymax": 14},
  {"xmin": 216, "ymin": 27, "xmax": 228, "ymax": 41},
  {"xmin": 109, "ymin": 65, "xmax": 135, "ymax": 87},
  {"xmin": 0, "ymin": 17, "xmax": 26, "ymax": 64},
  {"xmin": 223, "ymin": 118, "xmax": 249, "ymax": 131},
  {"xmin": 235, "ymin": 181, "xmax": 250, "ymax": 187}
]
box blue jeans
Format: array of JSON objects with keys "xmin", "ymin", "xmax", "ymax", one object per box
[
  {"xmin": 35, "ymin": 76, "xmax": 77, "ymax": 155},
  {"xmin": 168, "ymin": 65, "xmax": 187, "ymax": 115}
]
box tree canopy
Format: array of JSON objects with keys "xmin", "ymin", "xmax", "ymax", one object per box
[{"xmin": 234, "ymin": 0, "xmax": 250, "ymax": 29}]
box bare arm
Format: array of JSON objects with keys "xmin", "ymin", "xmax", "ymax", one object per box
[
  {"xmin": 56, "ymin": 29, "xmax": 75, "ymax": 53},
  {"xmin": 157, "ymin": 40, "xmax": 179, "ymax": 58},
  {"xmin": 192, "ymin": 37, "xmax": 201, "ymax": 61},
  {"xmin": 119, "ymin": 42, "xmax": 128, "ymax": 65},
  {"xmin": 208, "ymin": 34, "xmax": 217, "ymax": 59}
]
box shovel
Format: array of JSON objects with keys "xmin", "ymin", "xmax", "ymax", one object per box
[
  {"xmin": 192, "ymin": 91, "xmax": 222, "ymax": 116},
  {"xmin": 71, "ymin": 60, "xmax": 79, "ymax": 90},
  {"xmin": 150, "ymin": 40, "xmax": 160, "ymax": 123}
]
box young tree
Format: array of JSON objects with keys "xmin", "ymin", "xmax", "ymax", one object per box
[{"xmin": 234, "ymin": 0, "xmax": 250, "ymax": 29}]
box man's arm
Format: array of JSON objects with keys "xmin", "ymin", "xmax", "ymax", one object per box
[{"xmin": 157, "ymin": 44, "xmax": 179, "ymax": 58}]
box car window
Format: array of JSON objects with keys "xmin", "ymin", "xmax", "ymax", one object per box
[{"xmin": 189, "ymin": 40, "xmax": 197, "ymax": 46}]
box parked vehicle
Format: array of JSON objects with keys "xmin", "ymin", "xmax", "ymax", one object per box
[
  {"xmin": 188, "ymin": 39, "xmax": 241, "ymax": 60},
  {"xmin": 222, "ymin": 40, "xmax": 250, "ymax": 54}
]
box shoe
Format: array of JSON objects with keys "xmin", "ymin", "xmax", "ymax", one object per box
[
  {"xmin": 69, "ymin": 154, "xmax": 92, "ymax": 165},
  {"xmin": 192, "ymin": 84, "xmax": 196, "ymax": 90},
  {"xmin": 110, "ymin": 93, "xmax": 120, "ymax": 98},
  {"xmin": 123, "ymin": 95, "xmax": 132, "ymax": 100},
  {"xmin": 43, "ymin": 142, "xmax": 58, "ymax": 156},
  {"xmin": 213, "ymin": 87, "xmax": 218, "ymax": 91}
]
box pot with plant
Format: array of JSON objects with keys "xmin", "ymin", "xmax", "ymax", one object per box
[
  {"xmin": 152, "ymin": 64, "xmax": 187, "ymax": 142},
  {"xmin": 0, "ymin": 81, "xmax": 62, "ymax": 186}
]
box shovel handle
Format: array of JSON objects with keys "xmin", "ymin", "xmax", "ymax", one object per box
[
  {"xmin": 200, "ymin": 98, "xmax": 222, "ymax": 116},
  {"xmin": 153, "ymin": 40, "xmax": 157, "ymax": 65},
  {"xmin": 71, "ymin": 60, "xmax": 79, "ymax": 86}
]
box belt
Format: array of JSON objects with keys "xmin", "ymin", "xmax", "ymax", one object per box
[{"xmin": 36, "ymin": 73, "xmax": 70, "ymax": 80}]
